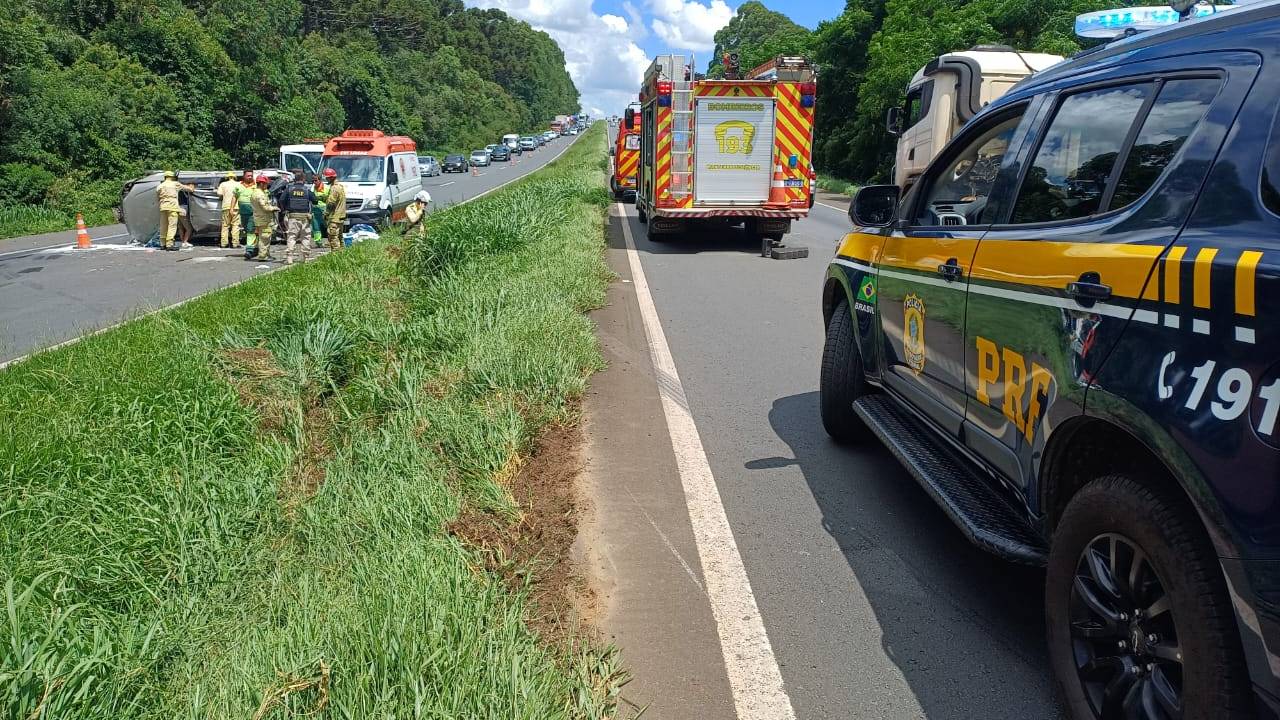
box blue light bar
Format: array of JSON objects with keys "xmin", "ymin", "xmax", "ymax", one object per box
[{"xmin": 1075, "ymin": 3, "xmax": 1236, "ymax": 39}]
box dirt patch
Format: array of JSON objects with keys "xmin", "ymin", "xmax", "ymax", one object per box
[
  {"xmin": 447, "ymin": 415, "xmax": 594, "ymax": 644},
  {"xmin": 218, "ymin": 346, "xmax": 337, "ymax": 505}
]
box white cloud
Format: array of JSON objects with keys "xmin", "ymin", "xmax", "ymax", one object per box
[
  {"xmin": 648, "ymin": 0, "xmax": 732, "ymax": 52},
  {"xmin": 466, "ymin": 0, "xmax": 652, "ymax": 118},
  {"xmin": 601, "ymin": 13, "xmax": 629, "ymax": 33}
]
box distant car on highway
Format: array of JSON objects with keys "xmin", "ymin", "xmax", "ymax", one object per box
[
  {"xmin": 489, "ymin": 145, "xmax": 511, "ymax": 162},
  {"xmin": 417, "ymin": 155, "xmax": 441, "ymax": 177},
  {"xmin": 469, "ymin": 150, "xmax": 491, "ymax": 167},
  {"xmin": 441, "ymin": 154, "xmax": 468, "ymax": 173},
  {"xmin": 519, "ymin": 136, "xmax": 537, "ymax": 151},
  {"xmin": 542, "ymin": 131, "xmax": 556, "ymax": 143}
]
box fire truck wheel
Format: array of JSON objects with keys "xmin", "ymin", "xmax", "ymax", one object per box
[
  {"xmin": 645, "ymin": 222, "xmax": 665, "ymax": 243},
  {"xmin": 637, "ymin": 207, "xmax": 648, "ymax": 224}
]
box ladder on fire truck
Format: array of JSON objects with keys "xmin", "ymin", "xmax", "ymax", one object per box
[{"xmin": 649, "ymin": 54, "xmax": 696, "ymax": 202}]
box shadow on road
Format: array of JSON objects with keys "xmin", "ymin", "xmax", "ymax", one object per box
[
  {"xmin": 606, "ymin": 209, "xmax": 764, "ymax": 256},
  {"xmin": 747, "ymin": 391, "xmax": 1062, "ymax": 719}
]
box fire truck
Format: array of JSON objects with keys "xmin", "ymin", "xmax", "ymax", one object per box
[
  {"xmin": 631, "ymin": 54, "xmax": 817, "ymax": 253},
  {"xmin": 610, "ymin": 102, "xmax": 642, "ymax": 199}
]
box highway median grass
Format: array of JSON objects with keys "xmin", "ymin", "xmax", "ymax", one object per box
[{"xmin": 1, "ymin": 127, "xmax": 622, "ymax": 717}]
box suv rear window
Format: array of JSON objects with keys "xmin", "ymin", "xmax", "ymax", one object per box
[
  {"xmin": 1009, "ymin": 78, "xmax": 1219, "ymax": 225},
  {"xmin": 1109, "ymin": 78, "xmax": 1219, "ymax": 210},
  {"xmin": 1011, "ymin": 85, "xmax": 1151, "ymax": 224}
]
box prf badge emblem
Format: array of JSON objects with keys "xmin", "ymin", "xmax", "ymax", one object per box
[{"xmin": 903, "ymin": 293, "xmax": 926, "ymax": 374}]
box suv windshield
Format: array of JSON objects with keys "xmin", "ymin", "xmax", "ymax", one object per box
[
  {"xmin": 445, "ymin": 155, "xmax": 463, "ymax": 162},
  {"xmin": 319, "ymin": 155, "xmax": 384, "ymax": 183}
]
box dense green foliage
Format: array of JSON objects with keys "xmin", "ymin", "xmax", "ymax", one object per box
[
  {"xmin": 0, "ymin": 0, "xmax": 578, "ymax": 236},
  {"xmin": 707, "ymin": 1, "xmax": 813, "ymax": 79},
  {"xmin": 709, "ymin": 0, "xmax": 1139, "ymax": 182},
  {"xmin": 1, "ymin": 128, "xmax": 618, "ymax": 717}
]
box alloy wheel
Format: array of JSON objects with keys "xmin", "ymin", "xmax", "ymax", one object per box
[{"xmin": 1069, "ymin": 533, "xmax": 1183, "ymax": 719}]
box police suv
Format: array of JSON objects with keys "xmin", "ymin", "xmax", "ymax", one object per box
[{"xmin": 821, "ymin": 4, "xmax": 1280, "ymax": 718}]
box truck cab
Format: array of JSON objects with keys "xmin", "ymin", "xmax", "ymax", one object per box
[{"xmin": 887, "ymin": 47, "xmax": 1062, "ymax": 191}]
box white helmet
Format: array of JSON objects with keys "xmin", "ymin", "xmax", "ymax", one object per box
[{"xmin": 414, "ymin": 190, "xmax": 431, "ymax": 204}]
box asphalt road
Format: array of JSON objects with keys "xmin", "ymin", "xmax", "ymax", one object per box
[
  {"xmin": 0, "ymin": 135, "xmax": 581, "ymax": 365},
  {"xmin": 588, "ymin": 200, "xmax": 1064, "ymax": 718}
]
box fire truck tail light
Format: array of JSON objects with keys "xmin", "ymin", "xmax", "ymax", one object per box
[
  {"xmin": 799, "ymin": 82, "xmax": 817, "ymax": 96},
  {"xmin": 657, "ymin": 81, "xmax": 673, "ymax": 96},
  {"xmin": 801, "ymin": 95, "xmax": 815, "ymax": 108}
]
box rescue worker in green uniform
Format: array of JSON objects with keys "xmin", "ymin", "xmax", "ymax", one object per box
[
  {"xmin": 311, "ymin": 173, "xmax": 328, "ymax": 246},
  {"xmin": 248, "ymin": 174, "xmax": 277, "ymax": 261},
  {"xmin": 156, "ymin": 171, "xmax": 195, "ymax": 251},
  {"xmin": 321, "ymin": 167, "xmax": 346, "ymax": 251},
  {"xmin": 236, "ymin": 170, "xmax": 256, "ymax": 245},
  {"xmin": 217, "ymin": 171, "xmax": 241, "ymax": 248},
  {"xmin": 403, "ymin": 190, "xmax": 431, "ymax": 241}
]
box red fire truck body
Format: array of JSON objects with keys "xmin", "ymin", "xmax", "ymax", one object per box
[{"xmin": 631, "ymin": 55, "xmax": 817, "ymax": 249}]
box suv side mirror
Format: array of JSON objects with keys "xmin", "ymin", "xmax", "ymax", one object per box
[
  {"xmin": 850, "ymin": 185, "xmax": 901, "ymax": 227},
  {"xmin": 885, "ymin": 107, "xmax": 903, "ymax": 136}
]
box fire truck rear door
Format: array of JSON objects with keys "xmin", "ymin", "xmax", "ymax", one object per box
[{"xmin": 694, "ymin": 96, "xmax": 776, "ymax": 204}]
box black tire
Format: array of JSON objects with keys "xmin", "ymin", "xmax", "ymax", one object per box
[
  {"xmin": 819, "ymin": 299, "xmax": 867, "ymax": 443},
  {"xmin": 1046, "ymin": 475, "xmax": 1252, "ymax": 720},
  {"xmin": 645, "ymin": 220, "xmax": 665, "ymax": 244},
  {"xmin": 637, "ymin": 206, "xmax": 648, "ymax": 224}
]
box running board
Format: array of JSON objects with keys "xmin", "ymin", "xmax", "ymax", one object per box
[{"xmin": 853, "ymin": 395, "xmax": 1048, "ymax": 565}]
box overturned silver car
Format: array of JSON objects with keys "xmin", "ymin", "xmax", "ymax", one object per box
[{"xmin": 119, "ymin": 170, "xmax": 289, "ymax": 245}]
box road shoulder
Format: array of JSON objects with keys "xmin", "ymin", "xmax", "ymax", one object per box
[{"xmin": 573, "ymin": 205, "xmax": 738, "ymax": 720}]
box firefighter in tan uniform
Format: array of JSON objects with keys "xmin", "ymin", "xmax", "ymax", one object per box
[
  {"xmin": 155, "ymin": 170, "xmax": 195, "ymax": 251},
  {"xmin": 322, "ymin": 167, "xmax": 346, "ymax": 251},
  {"xmin": 248, "ymin": 175, "xmax": 278, "ymax": 261},
  {"xmin": 403, "ymin": 190, "xmax": 430, "ymax": 241},
  {"xmin": 216, "ymin": 171, "xmax": 241, "ymax": 248}
]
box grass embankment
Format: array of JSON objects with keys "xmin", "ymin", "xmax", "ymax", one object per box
[
  {"xmin": 0, "ymin": 204, "xmax": 117, "ymax": 240},
  {"xmin": 815, "ymin": 174, "xmax": 860, "ymax": 196},
  {"xmin": 1, "ymin": 126, "xmax": 623, "ymax": 717}
]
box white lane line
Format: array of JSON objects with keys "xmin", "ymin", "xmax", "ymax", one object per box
[
  {"xmin": 816, "ymin": 201, "xmax": 849, "ymax": 213},
  {"xmin": 0, "ymin": 138, "xmax": 589, "ymax": 372},
  {"xmin": 437, "ymin": 181, "xmax": 456, "ymax": 187},
  {"xmin": 615, "ymin": 202, "xmax": 796, "ymax": 720},
  {"xmin": 0, "ymin": 232, "xmax": 130, "ymax": 260}
]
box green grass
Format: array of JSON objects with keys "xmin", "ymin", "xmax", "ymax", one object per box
[
  {"xmin": 815, "ymin": 174, "xmax": 860, "ymax": 197},
  {"xmin": 0, "ymin": 204, "xmax": 116, "ymax": 240},
  {"xmin": 1, "ymin": 126, "xmax": 623, "ymax": 717}
]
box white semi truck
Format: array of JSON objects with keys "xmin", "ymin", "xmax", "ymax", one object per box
[{"xmin": 886, "ymin": 46, "xmax": 1063, "ymax": 190}]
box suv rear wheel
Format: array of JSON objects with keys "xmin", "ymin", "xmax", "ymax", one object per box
[
  {"xmin": 819, "ymin": 299, "xmax": 866, "ymax": 443},
  {"xmin": 1046, "ymin": 475, "xmax": 1252, "ymax": 720}
]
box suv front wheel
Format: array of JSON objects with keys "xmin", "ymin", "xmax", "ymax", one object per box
[
  {"xmin": 1046, "ymin": 474, "xmax": 1252, "ymax": 720},
  {"xmin": 819, "ymin": 299, "xmax": 867, "ymax": 443}
]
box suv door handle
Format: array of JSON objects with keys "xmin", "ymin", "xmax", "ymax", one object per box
[
  {"xmin": 1066, "ymin": 271, "xmax": 1112, "ymax": 304},
  {"xmin": 936, "ymin": 258, "xmax": 963, "ymax": 281}
]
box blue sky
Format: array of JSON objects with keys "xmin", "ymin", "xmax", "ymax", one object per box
[{"xmin": 464, "ymin": 0, "xmax": 846, "ymax": 118}]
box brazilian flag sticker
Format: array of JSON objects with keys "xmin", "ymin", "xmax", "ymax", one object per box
[{"xmin": 858, "ymin": 276, "xmax": 876, "ymax": 303}]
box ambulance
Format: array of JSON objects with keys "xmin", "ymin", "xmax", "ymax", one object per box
[
  {"xmin": 317, "ymin": 130, "xmax": 422, "ymax": 226},
  {"xmin": 632, "ymin": 54, "xmax": 817, "ymax": 254}
]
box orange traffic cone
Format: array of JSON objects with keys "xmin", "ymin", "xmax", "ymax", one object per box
[
  {"xmin": 766, "ymin": 160, "xmax": 789, "ymax": 207},
  {"xmin": 74, "ymin": 213, "xmax": 92, "ymax": 249}
]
